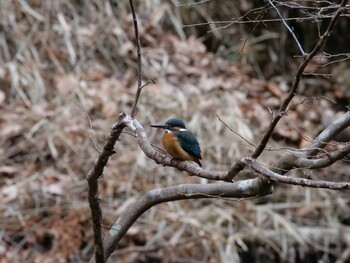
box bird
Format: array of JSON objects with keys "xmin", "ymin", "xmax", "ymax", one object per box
[{"xmin": 150, "ymin": 118, "xmax": 202, "ymax": 166}]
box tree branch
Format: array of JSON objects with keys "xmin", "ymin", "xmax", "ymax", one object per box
[
  {"xmin": 251, "ymin": 0, "xmax": 348, "ymax": 159},
  {"xmin": 267, "ymin": 0, "xmax": 306, "ymax": 56},
  {"xmin": 246, "ymin": 158, "xmax": 350, "ymax": 190},
  {"xmin": 87, "ymin": 113, "xmax": 127, "ymax": 263},
  {"xmin": 90, "ymin": 177, "xmax": 272, "ymax": 262},
  {"xmin": 87, "ymin": 0, "xmax": 145, "ymax": 259},
  {"xmin": 129, "ymin": 0, "xmax": 143, "ymax": 118},
  {"xmin": 275, "ymin": 111, "xmax": 350, "ymax": 171},
  {"xmin": 291, "ymin": 143, "xmax": 350, "ymax": 169},
  {"xmin": 304, "ymin": 111, "xmax": 350, "ymax": 157}
]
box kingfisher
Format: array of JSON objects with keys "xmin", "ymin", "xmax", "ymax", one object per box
[{"xmin": 150, "ymin": 118, "xmax": 202, "ymax": 166}]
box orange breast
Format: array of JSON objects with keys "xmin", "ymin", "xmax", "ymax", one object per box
[{"xmin": 162, "ymin": 132, "xmax": 196, "ymax": 161}]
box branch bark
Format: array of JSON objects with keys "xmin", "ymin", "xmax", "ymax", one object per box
[
  {"xmin": 129, "ymin": 0, "xmax": 143, "ymax": 118},
  {"xmin": 87, "ymin": 113, "xmax": 127, "ymax": 263},
  {"xmin": 304, "ymin": 111, "xmax": 350, "ymax": 157},
  {"xmin": 246, "ymin": 157, "xmax": 350, "ymax": 190},
  {"xmin": 286, "ymin": 143, "xmax": 350, "ymax": 169}
]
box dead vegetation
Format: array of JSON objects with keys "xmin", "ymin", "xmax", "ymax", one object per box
[{"xmin": 0, "ymin": 1, "xmax": 350, "ymax": 262}]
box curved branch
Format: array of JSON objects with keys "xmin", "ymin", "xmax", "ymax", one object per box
[
  {"xmin": 246, "ymin": 158, "xmax": 350, "ymax": 190},
  {"xmin": 95, "ymin": 177, "xmax": 272, "ymax": 262},
  {"xmin": 251, "ymin": 0, "xmax": 348, "ymax": 159}
]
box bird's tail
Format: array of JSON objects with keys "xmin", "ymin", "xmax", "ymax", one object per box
[{"xmin": 195, "ymin": 159, "xmax": 202, "ymax": 167}]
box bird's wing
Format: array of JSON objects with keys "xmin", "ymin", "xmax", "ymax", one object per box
[{"xmin": 176, "ymin": 131, "xmax": 202, "ymax": 160}]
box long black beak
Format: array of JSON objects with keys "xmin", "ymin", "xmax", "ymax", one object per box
[{"xmin": 150, "ymin": 123, "xmax": 166, "ymax": 129}]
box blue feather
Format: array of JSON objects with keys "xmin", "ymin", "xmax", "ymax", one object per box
[{"xmin": 175, "ymin": 131, "xmax": 202, "ymax": 160}]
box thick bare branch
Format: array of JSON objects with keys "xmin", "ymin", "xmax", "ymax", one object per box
[
  {"xmin": 92, "ymin": 177, "xmax": 272, "ymax": 262},
  {"xmin": 87, "ymin": 113, "xmax": 127, "ymax": 263},
  {"xmin": 251, "ymin": 0, "xmax": 348, "ymax": 159},
  {"xmin": 246, "ymin": 158, "xmax": 350, "ymax": 190}
]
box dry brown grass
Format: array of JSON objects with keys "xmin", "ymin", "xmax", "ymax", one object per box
[{"xmin": 0, "ymin": 1, "xmax": 349, "ymax": 262}]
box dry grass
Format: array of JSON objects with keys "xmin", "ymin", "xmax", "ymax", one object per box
[{"xmin": 0, "ymin": 1, "xmax": 349, "ymax": 262}]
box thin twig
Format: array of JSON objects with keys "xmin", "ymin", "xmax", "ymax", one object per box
[
  {"xmin": 285, "ymin": 96, "xmax": 328, "ymax": 114},
  {"xmin": 130, "ymin": 0, "xmax": 143, "ymax": 118},
  {"xmin": 141, "ymin": 79, "xmax": 156, "ymax": 89},
  {"xmin": 207, "ymin": 4, "xmax": 269, "ymax": 33},
  {"xmin": 182, "ymin": 14, "xmax": 350, "ymax": 28},
  {"xmin": 267, "ymin": 0, "xmax": 306, "ymax": 56},
  {"xmin": 234, "ymin": 5, "xmax": 269, "ymax": 56},
  {"xmin": 216, "ymin": 114, "xmax": 255, "ymax": 147},
  {"xmin": 176, "ymin": 0, "xmax": 210, "ymax": 7},
  {"xmin": 251, "ymin": 0, "xmax": 348, "ymax": 160}
]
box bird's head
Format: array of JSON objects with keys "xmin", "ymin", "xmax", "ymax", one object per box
[{"xmin": 150, "ymin": 118, "xmax": 187, "ymax": 132}]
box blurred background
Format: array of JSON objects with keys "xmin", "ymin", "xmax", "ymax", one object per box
[{"xmin": 0, "ymin": 0, "xmax": 350, "ymax": 262}]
